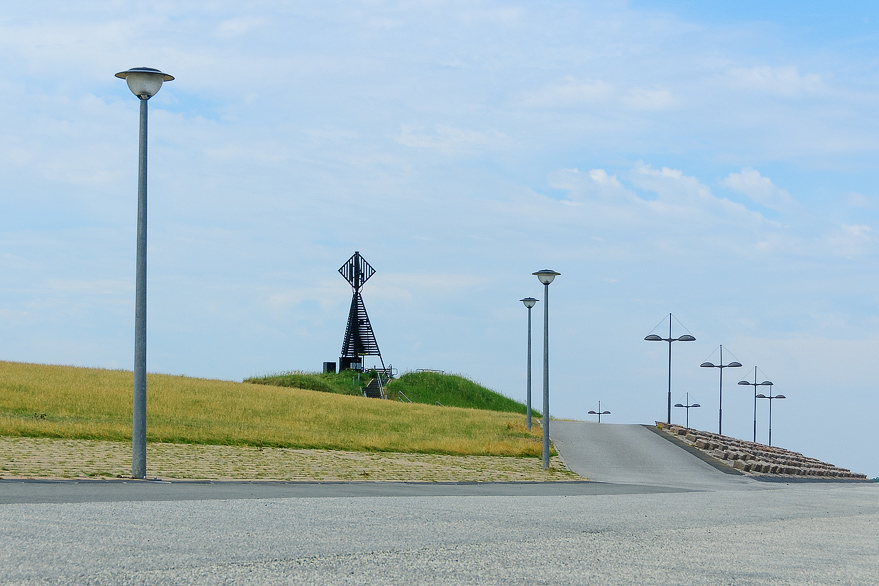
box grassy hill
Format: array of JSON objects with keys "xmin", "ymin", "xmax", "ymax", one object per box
[
  {"xmin": 247, "ymin": 370, "xmax": 537, "ymax": 415},
  {"xmin": 0, "ymin": 361, "xmax": 545, "ymax": 457},
  {"xmin": 245, "ymin": 370, "xmax": 371, "ymax": 397},
  {"xmin": 388, "ymin": 371, "xmax": 534, "ymax": 414}
]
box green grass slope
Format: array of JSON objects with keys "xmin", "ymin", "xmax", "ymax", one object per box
[
  {"xmin": 0, "ymin": 361, "xmax": 545, "ymax": 457},
  {"xmin": 247, "ymin": 370, "xmax": 536, "ymax": 416},
  {"xmin": 387, "ymin": 371, "xmax": 534, "ymax": 415},
  {"xmin": 245, "ymin": 370, "xmax": 365, "ymax": 396}
]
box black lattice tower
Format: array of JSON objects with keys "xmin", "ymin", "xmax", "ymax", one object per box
[{"xmin": 339, "ymin": 251, "xmax": 385, "ymax": 372}]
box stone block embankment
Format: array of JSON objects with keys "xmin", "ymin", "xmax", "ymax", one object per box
[{"xmin": 657, "ymin": 423, "xmax": 867, "ymax": 479}]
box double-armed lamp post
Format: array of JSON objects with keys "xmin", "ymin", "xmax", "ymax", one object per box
[
  {"xmin": 588, "ymin": 401, "xmax": 611, "ymax": 423},
  {"xmin": 520, "ymin": 297, "xmax": 538, "ymax": 430},
  {"xmin": 756, "ymin": 392, "xmax": 786, "ymax": 446},
  {"xmin": 738, "ymin": 367, "xmax": 773, "ymax": 443},
  {"xmin": 533, "ymin": 269, "xmax": 560, "ymax": 469},
  {"xmin": 645, "ymin": 314, "xmax": 695, "ymax": 425},
  {"xmin": 674, "ymin": 393, "xmax": 700, "ymax": 430},
  {"xmin": 115, "ymin": 67, "xmax": 174, "ymax": 480},
  {"xmin": 700, "ymin": 345, "xmax": 742, "ymax": 436}
]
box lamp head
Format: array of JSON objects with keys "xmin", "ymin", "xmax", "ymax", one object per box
[
  {"xmin": 692, "ymin": 403, "xmax": 700, "ymax": 408},
  {"xmin": 677, "ymin": 334, "xmax": 696, "ymax": 342},
  {"xmin": 533, "ymin": 269, "xmax": 560, "ymax": 285},
  {"xmin": 520, "ymin": 297, "xmax": 538, "ymax": 309},
  {"xmin": 674, "ymin": 403, "xmax": 684, "ymax": 408},
  {"xmin": 644, "ymin": 334, "xmax": 663, "ymax": 342},
  {"xmin": 728, "ymin": 361, "xmax": 743, "ymax": 368},
  {"xmin": 775, "ymin": 394, "xmax": 786, "ymax": 399},
  {"xmin": 756, "ymin": 394, "xmax": 767, "ymax": 399},
  {"xmin": 116, "ymin": 67, "xmax": 174, "ymax": 99},
  {"xmin": 737, "ymin": 380, "xmax": 751, "ymax": 386},
  {"xmin": 700, "ymin": 361, "xmax": 716, "ymax": 368}
]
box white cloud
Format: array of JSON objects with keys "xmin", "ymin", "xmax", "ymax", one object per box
[
  {"xmin": 845, "ymin": 192, "xmax": 873, "ymax": 209},
  {"xmin": 824, "ymin": 224, "xmax": 873, "ymax": 258},
  {"xmin": 42, "ymin": 279, "xmax": 130, "ymax": 296},
  {"xmin": 754, "ymin": 232, "xmax": 806, "ymax": 255},
  {"xmin": 725, "ymin": 65, "xmax": 824, "ymax": 97},
  {"xmin": 519, "ymin": 77, "xmax": 615, "ymax": 108},
  {"xmin": 632, "ymin": 163, "xmax": 712, "ymax": 204},
  {"xmin": 215, "ymin": 17, "xmax": 266, "ymax": 38},
  {"xmin": 205, "ymin": 143, "xmax": 289, "ymax": 166},
  {"xmin": 720, "ymin": 168, "xmax": 796, "ymax": 211},
  {"xmin": 630, "ymin": 162, "xmax": 769, "ymax": 229},
  {"xmin": 519, "ymin": 80, "xmax": 677, "ymax": 111},
  {"xmin": 541, "ymin": 163, "xmax": 773, "ymax": 250},
  {"xmin": 459, "ymin": 7, "xmax": 524, "ymax": 26},
  {"xmin": 395, "ymin": 125, "xmax": 509, "ymax": 154},
  {"xmin": 621, "ymin": 86, "xmax": 679, "ymax": 110},
  {"xmin": 366, "ymin": 18, "xmax": 404, "ymax": 30},
  {"xmin": 265, "ymin": 283, "xmax": 348, "ymax": 313},
  {"xmin": 548, "ymin": 168, "xmax": 630, "ymax": 200}
]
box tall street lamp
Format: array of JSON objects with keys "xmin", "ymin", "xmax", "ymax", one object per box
[
  {"xmin": 756, "ymin": 392, "xmax": 786, "ymax": 446},
  {"xmin": 533, "ymin": 269, "xmax": 560, "ymax": 469},
  {"xmin": 738, "ymin": 367, "xmax": 773, "ymax": 443},
  {"xmin": 588, "ymin": 401, "xmax": 611, "ymax": 423},
  {"xmin": 645, "ymin": 313, "xmax": 695, "ymax": 425},
  {"xmin": 700, "ymin": 345, "xmax": 742, "ymax": 436},
  {"xmin": 674, "ymin": 392, "xmax": 700, "ymax": 430},
  {"xmin": 116, "ymin": 66, "xmax": 174, "ymax": 480},
  {"xmin": 520, "ymin": 297, "xmax": 538, "ymax": 430}
]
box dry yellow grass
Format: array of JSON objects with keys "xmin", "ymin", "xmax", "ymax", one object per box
[{"xmin": 0, "ymin": 361, "xmax": 549, "ymax": 457}]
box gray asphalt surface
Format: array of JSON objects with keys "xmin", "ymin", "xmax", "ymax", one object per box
[
  {"xmin": 2, "ymin": 423, "xmax": 877, "ymax": 584},
  {"xmin": 0, "ymin": 478, "xmax": 687, "ymax": 505},
  {"xmin": 2, "ymin": 483, "xmax": 876, "ymax": 584},
  {"xmin": 551, "ymin": 420, "xmax": 759, "ymax": 490}
]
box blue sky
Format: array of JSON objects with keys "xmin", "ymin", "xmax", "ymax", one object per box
[{"xmin": 1, "ymin": 1, "xmax": 878, "ymax": 478}]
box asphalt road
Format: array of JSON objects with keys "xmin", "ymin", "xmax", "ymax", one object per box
[
  {"xmin": 0, "ymin": 478, "xmax": 687, "ymax": 505},
  {"xmin": 1, "ymin": 423, "xmax": 876, "ymax": 584},
  {"xmin": 550, "ymin": 420, "xmax": 758, "ymax": 490}
]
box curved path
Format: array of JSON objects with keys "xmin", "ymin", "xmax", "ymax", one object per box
[{"xmin": 550, "ymin": 420, "xmax": 759, "ymax": 490}]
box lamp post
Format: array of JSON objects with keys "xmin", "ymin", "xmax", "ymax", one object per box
[
  {"xmin": 738, "ymin": 367, "xmax": 773, "ymax": 443},
  {"xmin": 533, "ymin": 269, "xmax": 560, "ymax": 469},
  {"xmin": 520, "ymin": 297, "xmax": 538, "ymax": 430},
  {"xmin": 700, "ymin": 345, "xmax": 742, "ymax": 436},
  {"xmin": 645, "ymin": 313, "xmax": 695, "ymax": 425},
  {"xmin": 588, "ymin": 401, "xmax": 611, "ymax": 423},
  {"xmin": 116, "ymin": 67, "xmax": 174, "ymax": 480},
  {"xmin": 674, "ymin": 392, "xmax": 700, "ymax": 430},
  {"xmin": 756, "ymin": 392, "xmax": 786, "ymax": 446}
]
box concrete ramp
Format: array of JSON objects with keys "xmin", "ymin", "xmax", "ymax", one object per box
[{"xmin": 551, "ymin": 421, "xmax": 759, "ymax": 491}]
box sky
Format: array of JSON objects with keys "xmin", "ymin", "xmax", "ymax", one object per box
[{"xmin": 1, "ymin": 0, "xmax": 878, "ymax": 479}]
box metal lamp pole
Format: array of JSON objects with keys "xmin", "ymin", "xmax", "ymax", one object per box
[
  {"xmin": 700, "ymin": 345, "xmax": 742, "ymax": 435},
  {"xmin": 588, "ymin": 401, "xmax": 611, "ymax": 423},
  {"xmin": 738, "ymin": 367, "xmax": 773, "ymax": 443},
  {"xmin": 674, "ymin": 392, "xmax": 700, "ymax": 429},
  {"xmin": 533, "ymin": 269, "xmax": 560, "ymax": 469},
  {"xmin": 645, "ymin": 313, "xmax": 695, "ymax": 425},
  {"xmin": 115, "ymin": 67, "xmax": 174, "ymax": 480},
  {"xmin": 520, "ymin": 297, "xmax": 538, "ymax": 430},
  {"xmin": 756, "ymin": 393, "xmax": 786, "ymax": 446}
]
